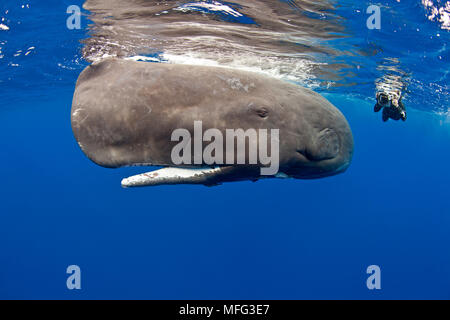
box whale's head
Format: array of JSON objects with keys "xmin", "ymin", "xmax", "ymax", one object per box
[{"xmin": 278, "ymin": 89, "xmax": 354, "ymax": 179}]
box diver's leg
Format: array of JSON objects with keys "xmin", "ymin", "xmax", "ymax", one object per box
[{"xmin": 382, "ymin": 108, "xmax": 389, "ymax": 122}]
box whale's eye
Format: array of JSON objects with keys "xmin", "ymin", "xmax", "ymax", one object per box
[
  {"xmin": 247, "ymin": 102, "xmax": 270, "ymax": 118},
  {"xmin": 254, "ymin": 107, "xmax": 269, "ymax": 118},
  {"xmin": 306, "ymin": 128, "xmax": 340, "ymax": 161}
]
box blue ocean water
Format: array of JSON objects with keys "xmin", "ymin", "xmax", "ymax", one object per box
[{"xmin": 0, "ymin": 0, "xmax": 449, "ymax": 299}]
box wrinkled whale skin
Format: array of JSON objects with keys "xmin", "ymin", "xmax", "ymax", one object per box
[{"xmin": 71, "ymin": 59, "xmax": 353, "ymax": 186}]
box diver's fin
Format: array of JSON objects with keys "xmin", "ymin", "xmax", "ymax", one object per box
[{"xmin": 121, "ymin": 167, "xmax": 227, "ymax": 188}]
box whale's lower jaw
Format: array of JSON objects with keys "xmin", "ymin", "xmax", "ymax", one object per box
[
  {"xmin": 121, "ymin": 166, "xmax": 297, "ymax": 188},
  {"xmin": 121, "ymin": 167, "xmax": 226, "ymax": 188},
  {"xmin": 120, "ymin": 163, "xmax": 351, "ymax": 188}
]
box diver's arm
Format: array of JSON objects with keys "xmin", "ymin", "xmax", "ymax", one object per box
[{"xmin": 399, "ymin": 100, "xmax": 407, "ymax": 121}]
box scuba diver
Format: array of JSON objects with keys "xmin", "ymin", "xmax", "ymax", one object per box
[{"xmin": 374, "ymin": 90, "xmax": 407, "ymax": 122}]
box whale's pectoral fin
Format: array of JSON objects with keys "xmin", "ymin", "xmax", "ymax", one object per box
[{"xmin": 121, "ymin": 167, "xmax": 242, "ymax": 188}]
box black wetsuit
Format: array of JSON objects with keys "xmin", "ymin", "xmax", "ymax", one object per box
[
  {"xmin": 374, "ymin": 96, "xmax": 406, "ymax": 122},
  {"xmin": 381, "ymin": 104, "xmax": 405, "ymax": 121}
]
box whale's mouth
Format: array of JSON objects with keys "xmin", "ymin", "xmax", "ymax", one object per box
[
  {"xmin": 121, "ymin": 167, "xmax": 223, "ymax": 187},
  {"xmin": 294, "ymin": 149, "xmax": 350, "ymax": 179}
]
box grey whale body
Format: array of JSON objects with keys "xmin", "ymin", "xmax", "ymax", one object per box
[{"xmin": 71, "ymin": 59, "xmax": 353, "ymax": 187}]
